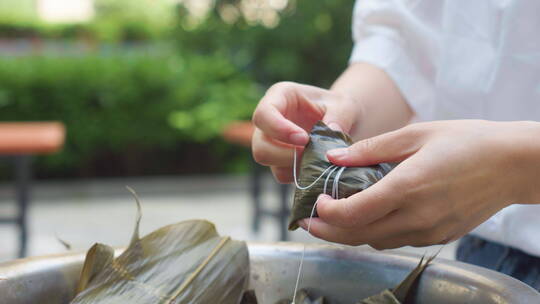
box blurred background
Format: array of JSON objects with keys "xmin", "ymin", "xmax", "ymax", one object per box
[
  {"xmin": 0, "ymin": 0, "xmax": 452, "ymax": 261},
  {"xmin": 0, "ymin": 0, "xmax": 352, "ymax": 179}
]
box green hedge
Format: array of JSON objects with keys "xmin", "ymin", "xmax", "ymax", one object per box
[
  {"xmin": 174, "ymin": 0, "xmax": 354, "ymax": 88},
  {"xmin": 0, "ymin": 52, "xmax": 260, "ymax": 178},
  {"xmin": 0, "ymin": 0, "xmax": 177, "ymax": 41},
  {"xmin": 0, "ymin": 0, "xmax": 355, "ymax": 179}
]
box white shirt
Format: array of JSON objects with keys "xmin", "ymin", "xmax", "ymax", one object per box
[{"xmin": 349, "ymin": 0, "xmax": 540, "ymax": 256}]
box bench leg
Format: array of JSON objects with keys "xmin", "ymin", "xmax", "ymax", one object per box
[
  {"xmin": 15, "ymin": 155, "xmax": 31, "ymax": 258},
  {"xmin": 250, "ymin": 162, "xmax": 290, "ymax": 241},
  {"xmin": 251, "ymin": 162, "xmax": 263, "ymax": 233},
  {"xmin": 278, "ymin": 183, "xmax": 290, "ymax": 241}
]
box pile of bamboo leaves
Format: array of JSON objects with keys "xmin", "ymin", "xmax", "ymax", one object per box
[
  {"xmin": 70, "ymin": 187, "xmax": 435, "ymax": 304},
  {"xmin": 70, "ymin": 188, "xmax": 249, "ymax": 304}
]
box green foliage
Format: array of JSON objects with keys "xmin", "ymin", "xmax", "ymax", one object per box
[
  {"xmin": 0, "ymin": 0, "xmax": 354, "ymax": 178},
  {"xmin": 168, "ymin": 51, "xmax": 260, "ymax": 141},
  {"xmin": 0, "ymin": 52, "xmax": 259, "ymax": 177},
  {"xmin": 90, "ymin": 0, "xmax": 178, "ymax": 42},
  {"xmin": 175, "ymin": 0, "xmax": 354, "ymax": 87},
  {"xmin": 0, "ymin": 0, "xmax": 35, "ymax": 23},
  {"xmin": 0, "ymin": 0, "xmax": 177, "ymax": 41}
]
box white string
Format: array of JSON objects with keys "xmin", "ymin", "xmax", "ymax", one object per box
[
  {"xmin": 293, "ymin": 157, "xmax": 338, "ymax": 190},
  {"xmin": 291, "ymin": 148, "xmax": 347, "ymax": 304},
  {"xmin": 291, "ymin": 201, "xmax": 318, "ymax": 304},
  {"xmin": 331, "ymin": 166, "xmax": 346, "ymax": 199},
  {"xmin": 323, "ymin": 165, "xmax": 340, "ymax": 195}
]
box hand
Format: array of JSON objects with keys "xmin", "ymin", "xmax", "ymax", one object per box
[
  {"xmin": 303, "ymin": 120, "xmax": 540, "ymax": 249},
  {"xmin": 251, "ymin": 82, "xmax": 361, "ymax": 183}
]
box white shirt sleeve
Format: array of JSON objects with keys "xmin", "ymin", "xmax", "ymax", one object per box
[
  {"xmin": 349, "ymin": 0, "xmax": 438, "ymax": 120},
  {"xmin": 351, "ymin": 0, "xmax": 540, "ymax": 257}
]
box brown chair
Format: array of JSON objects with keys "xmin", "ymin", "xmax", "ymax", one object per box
[
  {"xmin": 222, "ymin": 121, "xmax": 290, "ymax": 241},
  {"xmin": 0, "ymin": 122, "xmax": 65, "ymax": 257}
]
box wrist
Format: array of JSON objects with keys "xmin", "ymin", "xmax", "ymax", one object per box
[
  {"xmin": 330, "ymin": 90, "xmax": 365, "ymax": 138},
  {"xmin": 330, "ymin": 63, "xmax": 413, "ymax": 140},
  {"xmin": 503, "ymin": 121, "xmax": 540, "ymax": 205}
]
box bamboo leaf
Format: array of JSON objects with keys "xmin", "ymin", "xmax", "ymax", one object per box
[
  {"xmin": 358, "ymin": 290, "xmax": 401, "ymax": 304},
  {"xmin": 275, "ymin": 289, "xmax": 326, "ymax": 304},
  {"xmin": 358, "ymin": 253, "xmax": 438, "ymax": 304},
  {"xmin": 55, "ymin": 233, "xmax": 72, "ymax": 251},
  {"xmin": 125, "ymin": 186, "xmax": 142, "ymax": 247},
  {"xmin": 75, "ymin": 243, "xmax": 115, "ymax": 294},
  {"xmin": 70, "ymin": 188, "xmax": 249, "ymax": 304},
  {"xmin": 240, "ymin": 290, "xmax": 258, "ymax": 304}
]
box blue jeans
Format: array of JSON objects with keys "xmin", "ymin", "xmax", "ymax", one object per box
[{"xmin": 457, "ymin": 235, "xmax": 540, "ymax": 290}]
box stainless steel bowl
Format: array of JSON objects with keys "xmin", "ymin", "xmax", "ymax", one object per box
[{"xmin": 0, "ymin": 242, "xmax": 538, "ymax": 303}]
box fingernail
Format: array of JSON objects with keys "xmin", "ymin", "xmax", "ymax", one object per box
[
  {"xmin": 289, "ymin": 132, "xmax": 308, "ymax": 145},
  {"xmin": 327, "ymin": 123, "xmax": 343, "ymax": 132},
  {"xmin": 327, "ymin": 148, "xmax": 348, "ymax": 159},
  {"xmin": 317, "ymin": 193, "xmax": 331, "ymax": 202},
  {"xmin": 298, "ymin": 219, "xmax": 308, "ymax": 230}
]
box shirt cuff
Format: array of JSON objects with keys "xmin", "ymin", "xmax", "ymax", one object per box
[{"xmin": 349, "ymin": 32, "xmax": 435, "ymax": 121}]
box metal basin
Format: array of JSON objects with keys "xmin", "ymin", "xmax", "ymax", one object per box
[{"xmin": 0, "ymin": 242, "xmax": 538, "ymax": 303}]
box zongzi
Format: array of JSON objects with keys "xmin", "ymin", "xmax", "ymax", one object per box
[{"xmin": 290, "ymin": 121, "xmax": 394, "ymax": 230}]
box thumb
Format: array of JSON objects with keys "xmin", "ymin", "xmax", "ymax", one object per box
[{"xmin": 326, "ymin": 126, "xmax": 424, "ymax": 166}]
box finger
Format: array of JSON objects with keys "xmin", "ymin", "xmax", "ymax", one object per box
[
  {"xmin": 368, "ymin": 227, "xmax": 452, "ymax": 250},
  {"xmin": 252, "ymin": 82, "xmax": 325, "ymax": 146},
  {"xmin": 326, "ymin": 125, "xmax": 425, "ymax": 167},
  {"xmin": 368, "ymin": 234, "xmax": 424, "ymax": 250},
  {"xmin": 299, "ymin": 218, "xmax": 361, "ymax": 245},
  {"xmin": 306, "ymin": 210, "xmax": 415, "ymax": 245},
  {"xmin": 252, "ymin": 128, "xmax": 303, "ymax": 166},
  {"xmin": 321, "ymin": 99, "xmax": 357, "ymax": 134},
  {"xmin": 316, "ymin": 178, "xmax": 400, "ymax": 228},
  {"xmin": 367, "ymin": 215, "xmax": 459, "ymax": 250},
  {"xmin": 252, "ymin": 103, "xmax": 309, "ymax": 146},
  {"xmin": 309, "ymin": 197, "xmax": 452, "ymax": 247},
  {"xmin": 271, "ymin": 166, "xmax": 294, "ymax": 184}
]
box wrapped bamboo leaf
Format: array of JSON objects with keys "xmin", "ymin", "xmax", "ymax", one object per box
[
  {"xmin": 240, "ymin": 290, "xmax": 258, "ymax": 304},
  {"xmin": 273, "ymin": 255, "xmax": 435, "ymax": 304},
  {"xmin": 275, "ymin": 289, "xmax": 326, "ymax": 304},
  {"xmin": 358, "ymin": 290, "xmax": 401, "ymax": 304},
  {"xmin": 71, "ymin": 188, "xmax": 250, "ymax": 304},
  {"xmin": 290, "ymin": 121, "xmax": 394, "ymax": 230},
  {"xmin": 358, "ymin": 254, "xmax": 437, "ymax": 304}
]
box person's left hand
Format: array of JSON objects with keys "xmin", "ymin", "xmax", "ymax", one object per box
[{"xmin": 300, "ymin": 120, "xmax": 540, "ymax": 249}]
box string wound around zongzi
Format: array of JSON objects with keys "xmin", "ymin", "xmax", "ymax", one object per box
[{"xmin": 292, "ymin": 148, "xmax": 347, "ymax": 199}]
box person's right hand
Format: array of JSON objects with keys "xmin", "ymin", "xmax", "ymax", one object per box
[{"xmin": 251, "ymin": 81, "xmax": 361, "ymax": 184}]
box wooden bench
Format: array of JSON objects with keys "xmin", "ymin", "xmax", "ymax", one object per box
[
  {"xmin": 0, "ymin": 122, "xmax": 65, "ymax": 257},
  {"xmin": 222, "ymin": 121, "xmax": 291, "ymax": 241}
]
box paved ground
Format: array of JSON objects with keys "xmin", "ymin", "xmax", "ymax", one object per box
[{"xmin": 0, "ymin": 174, "xmax": 456, "ymax": 263}]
